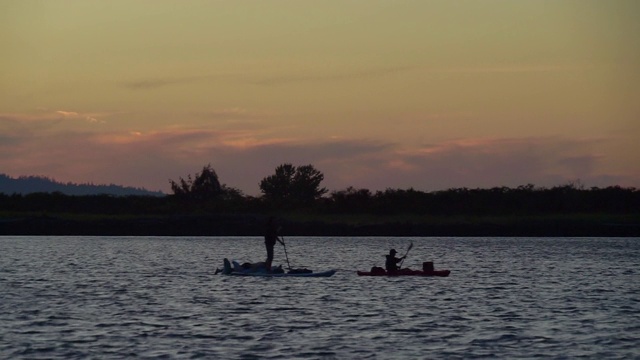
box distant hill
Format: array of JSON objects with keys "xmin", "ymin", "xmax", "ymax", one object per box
[{"xmin": 0, "ymin": 174, "xmax": 165, "ymax": 196}]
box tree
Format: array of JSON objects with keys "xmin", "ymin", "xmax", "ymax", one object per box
[
  {"xmin": 292, "ymin": 164, "xmax": 328, "ymax": 202},
  {"xmin": 169, "ymin": 164, "xmax": 223, "ymax": 201},
  {"xmin": 328, "ymin": 186, "xmax": 372, "ymax": 213},
  {"xmin": 259, "ymin": 163, "xmax": 327, "ymax": 204}
]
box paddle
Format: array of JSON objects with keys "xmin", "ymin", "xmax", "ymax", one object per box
[
  {"xmin": 398, "ymin": 241, "xmax": 413, "ymax": 268},
  {"xmin": 280, "ymin": 236, "xmax": 292, "ymax": 270}
]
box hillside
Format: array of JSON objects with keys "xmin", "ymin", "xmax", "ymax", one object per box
[{"xmin": 0, "ymin": 174, "xmax": 164, "ymax": 197}]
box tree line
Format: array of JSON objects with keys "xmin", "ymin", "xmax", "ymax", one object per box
[
  {"xmin": 0, "ymin": 174, "xmax": 163, "ymax": 196},
  {"xmin": 1, "ymin": 163, "xmax": 639, "ymax": 216}
]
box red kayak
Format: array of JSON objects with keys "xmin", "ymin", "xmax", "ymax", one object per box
[
  {"xmin": 357, "ymin": 262, "xmax": 450, "ymax": 277},
  {"xmin": 357, "ymin": 269, "xmax": 450, "ymax": 277}
]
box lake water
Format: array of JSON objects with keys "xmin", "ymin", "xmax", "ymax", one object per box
[{"xmin": 1, "ymin": 236, "xmax": 639, "ymax": 359}]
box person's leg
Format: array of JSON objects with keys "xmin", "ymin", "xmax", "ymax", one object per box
[{"xmin": 265, "ymin": 243, "xmax": 274, "ymax": 272}]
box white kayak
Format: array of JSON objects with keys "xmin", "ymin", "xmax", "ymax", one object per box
[
  {"xmin": 227, "ymin": 269, "xmax": 337, "ymax": 277},
  {"xmin": 219, "ymin": 258, "xmax": 336, "ymax": 277}
]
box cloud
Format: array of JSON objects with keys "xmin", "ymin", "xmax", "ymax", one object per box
[
  {"xmin": 433, "ymin": 63, "xmax": 595, "ymax": 75},
  {"xmin": 0, "ymin": 112, "xmax": 57, "ymax": 123},
  {"xmin": 121, "ymin": 74, "xmax": 237, "ymax": 90},
  {"xmin": 385, "ymin": 137, "xmax": 607, "ymax": 190},
  {"xmin": 190, "ymin": 108, "xmax": 274, "ymax": 130},
  {"xmin": 197, "ymin": 107, "xmax": 251, "ymax": 119},
  {"xmin": 121, "ymin": 65, "xmax": 416, "ymax": 90},
  {"xmin": 0, "ymin": 110, "xmax": 107, "ymax": 125},
  {"xmin": 122, "ymin": 77, "xmax": 199, "ymax": 90},
  {"xmin": 252, "ymin": 65, "xmax": 416, "ymax": 86},
  {"xmin": 0, "ymin": 117, "xmax": 636, "ymax": 195},
  {"xmin": 120, "ymin": 62, "xmax": 590, "ymax": 91},
  {"xmin": 56, "ymin": 111, "xmax": 79, "ymax": 117},
  {"xmin": 56, "ymin": 110, "xmax": 105, "ymax": 123}
]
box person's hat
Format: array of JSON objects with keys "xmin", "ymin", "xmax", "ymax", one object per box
[{"xmin": 390, "ymin": 249, "xmax": 397, "ymax": 255}]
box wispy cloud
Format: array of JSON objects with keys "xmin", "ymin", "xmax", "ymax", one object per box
[
  {"xmin": 121, "ymin": 65, "xmax": 417, "ymax": 90},
  {"xmin": 120, "ymin": 62, "xmax": 589, "ymax": 91},
  {"xmin": 56, "ymin": 110, "xmax": 105, "ymax": 123},
  {"xmin": 389, "ymin": 137, "xmax": 608, "ymax": 190},
  {"xmin": 434, "ymin": 63, "xmax": 594, "ymax": 74},
  {"xmin": 190, "ymin": 108, "xmax": 274, "ymax": 128},
  {"xmin": 122, "ymin": 77, "xmax": 200, "ymax": 90},
  {"xmin": 252, "ymin": 65, "xmax": 416, "ymax": 86},
  {"xmin": 0, "ymin": 112, "xmax": 59, "ymax": 123},
  {"xmin": 121, "ymin": 74, "xmax": 237, "ymax": 90},
  {"xmin": 0, "ymin": 110, "xmax": 108, "ymax": 124},
  {"xmin": 0, "ymin": 118, "xmax": 634, "ymax": 195}
]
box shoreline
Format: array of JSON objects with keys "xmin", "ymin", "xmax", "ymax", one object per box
[{"xmin": 1, "ymin": 214, "xmax": 639, "ymax": 237}]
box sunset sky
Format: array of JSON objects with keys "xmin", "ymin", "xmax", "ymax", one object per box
[{"xmin": 2, "ymin": 1, "xmax": 639, "ymax": 195}]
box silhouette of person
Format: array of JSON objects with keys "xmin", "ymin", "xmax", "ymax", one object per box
[
  {"xmin": 264, "ymin": 217, "xmax": 284, "ymax": 272},
  {"xmin": 385, "ymin": 249, "xmax": 405, "ymax": 273}
]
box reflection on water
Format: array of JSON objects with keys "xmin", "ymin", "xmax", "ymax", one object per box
[{"xmin": 1, "ymin": 236, "xmax": 639, "ymax": 359}]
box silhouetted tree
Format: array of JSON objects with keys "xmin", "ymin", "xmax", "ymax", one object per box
[
  {"xmin": 328, "ymin": 186, "xmax": 373, "ymax": 212},
  {"xmin": 259, "ymin": 163, "xmax": 327, "ymax": 205},
  {"xmin": 169, "ymin": 164, "xmax": 223, "ymax": 201}
]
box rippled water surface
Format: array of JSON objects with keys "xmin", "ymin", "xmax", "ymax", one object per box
[{"xmin": 1, "ymin": 236, "xmax": 639, "ymax": 359}]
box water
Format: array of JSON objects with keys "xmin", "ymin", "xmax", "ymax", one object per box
[{"xmin": 1, "ymin": 236, "xmax": 639, "ymax": 359}]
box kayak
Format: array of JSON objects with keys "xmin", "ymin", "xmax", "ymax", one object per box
[
  {"xmin": 229, "ymin": 269, "xmax": 337, "ymax": 277},
  {"xmin": 357, "ymin": 269, "xmax": 450, "ymax": 277},
  {"xmin": 219, "ymin": 258, "xmax": 336, "ymax": 277},
  {"xmin": 357, "ymin": 261, "xmax": 450, "ymax": 277}
]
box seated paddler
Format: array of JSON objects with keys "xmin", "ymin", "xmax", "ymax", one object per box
[{"xmin": 385, "ymin": 249, "xmax": 406, "ymax": 273}]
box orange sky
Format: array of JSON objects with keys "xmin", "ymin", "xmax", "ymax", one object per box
[{"xmin": 1, "ymin": 1, "xmax": 639, "ymax": 195}]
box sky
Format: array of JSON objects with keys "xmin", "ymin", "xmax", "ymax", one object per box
[{"xmin": 1, "ymin": 0, "xmax": 639, "ymax": 195}]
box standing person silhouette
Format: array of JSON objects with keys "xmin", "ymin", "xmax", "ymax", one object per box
[{"xmin": 264, "ymin": 217, "xmax": 284, "ymax": 272}]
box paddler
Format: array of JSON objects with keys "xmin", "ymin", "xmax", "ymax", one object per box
[
  {"xmin": 385, "ymin": 249, "xmax": 406, "ymax": 273},
  {"xmin": 264, "ymin": 216, "xmax": 284, "ymax": 273}
]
